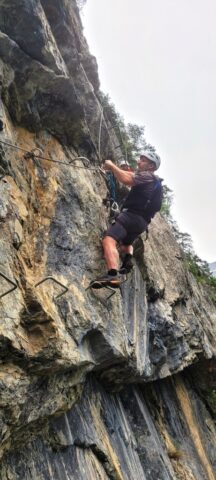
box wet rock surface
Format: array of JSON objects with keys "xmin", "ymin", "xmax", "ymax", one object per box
[{"xmin": 0, "ymin": 1, "xmax": 216, "ymax": 478}]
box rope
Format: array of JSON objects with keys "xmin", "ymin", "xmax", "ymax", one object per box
[
  {"xmin": 106, "ymin": 171, "xmax": 117, "ymax": 202},
  {"xmin": 0, "ymin": 139, "xmax": 100, "ymax": 171},
  {"xmin": 104, "ymin": 119, "xmax": 128, "ymax": 162},
  {"xmin": 98, "ymin": 106, "xmax": 103, "ymax": 161},
  {"xmin": 79, "ymin": 62, "xmax": 126, "ymax": 166},
  {"xmin": 98, "ymin": 105, "xmax": 124, "ymax": 164}
]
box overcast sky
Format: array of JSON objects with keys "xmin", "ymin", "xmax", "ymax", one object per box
[{"xmin": 82, "ymin": 0, "xmax": 216, "ymax": 263}]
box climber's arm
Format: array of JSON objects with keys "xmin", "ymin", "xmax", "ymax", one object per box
[{"xmin": 103, "ymin": 160, "xmax": 134, "ymax": 186}]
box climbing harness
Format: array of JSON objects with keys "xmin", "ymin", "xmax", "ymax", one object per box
[
  {"xmin": 110, "ymin": 201, "xmax": 119, "ymax": 214},
  {"xmin": 106, "ymin": 171, "xmax": 116, "ymax": 203},
  {"xmin": 103, "ymin": 195, "xmax": 120, "ymax": 218},
  {"xmin": 102, "ymin": 171, "xmax": 120, "ymax": 218}
]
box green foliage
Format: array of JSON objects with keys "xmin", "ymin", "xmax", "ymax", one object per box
[
  {"xmin": 174, "ymin": 232, "xmax": 216, "ymax": 301},
  {"xmin": 173, "ymin": 228, "xmax": 194, "ymax": 255},
  {"xmin": 207, "ymin": 390, "xmax": 216, "ymax": 409},
  {"xmin": 160, "ymin": 183, "xmax": 216, "ymax": 299},
  {"xmin": 160, "ymin": 185, "xmax": 174, "ymax": 219},
  {"xmin": 171, "ymin": 223, "xmax": 215, "ymax": 294},
  {"xmin": 185, "ymin": 254, "xmax": 210, "ymax": 279},
  {"xmin": 126, "ymin": 123, "xmax": 147, "ymax": 166},
  {"xmin": 209, "ymin": 390, "xmax": 216, "ymax": 401},
  {"xmin": 99, "ymin": 91, "xmax": 159, "ymax": 169},
  {"xmin": 208, "ymin": 276, "xmax": 216, "ymax": 288}
]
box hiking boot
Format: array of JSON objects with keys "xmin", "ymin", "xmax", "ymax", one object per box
[{"xmin": 91, "ymin": 272, "xmax": 125, "ymax": 289}]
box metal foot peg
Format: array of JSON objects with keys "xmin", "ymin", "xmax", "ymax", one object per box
[
  {"xmin": 86, "ymin": 282, "xmax": 117, "ymax": 300},
  {"xmin": 0, "ymin": 271, "xmax": 17, "ymax": 300},
  {"xmin": 86, "ymin": 273, "xmax": 128, "ymax": 300},
  {"xmin": 34, "ymin": 276, "xmax": 69, "ymax": 301}
]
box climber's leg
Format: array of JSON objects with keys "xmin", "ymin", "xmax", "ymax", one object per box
[
  {"xmin": 120, "ymin": 244, "xmax": 133, "ymax": 255},
  {"xmin": 102, "ymin": 235, "xmax": 119, "ymax": 271}
]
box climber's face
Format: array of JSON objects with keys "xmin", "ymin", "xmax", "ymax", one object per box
[{"xmin": 137, "ymin": 156, "xmax": 154, "ymax": 171}]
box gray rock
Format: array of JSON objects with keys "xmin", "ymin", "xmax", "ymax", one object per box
[
  {"xmin": 1, "ymin": 375, "xmax": 216, "ymax": 479},
  {"xmin": 0, "ymin": 0, "xmax": 216, "ymax": 477}
]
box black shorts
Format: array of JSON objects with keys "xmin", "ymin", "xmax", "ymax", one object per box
[{"xmin": 105, "ymin": 211, "xmax": 148, "ymax": 245}]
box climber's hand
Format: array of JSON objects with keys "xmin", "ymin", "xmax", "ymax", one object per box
[{"xmin": 103, "ymin": 160, "xmax": 114, "ymax": 171}]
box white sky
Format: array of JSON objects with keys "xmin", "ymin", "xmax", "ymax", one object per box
[{"xmin": 82, "ymin": 0, "xmax": 216, "ymax": 263}]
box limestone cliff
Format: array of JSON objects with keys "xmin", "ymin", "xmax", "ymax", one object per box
[{"xmin": 0, "ymin": 1, "xmax": 216, "ymax": 479}]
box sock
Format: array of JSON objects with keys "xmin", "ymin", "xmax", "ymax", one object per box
[
  {"xmin": 108, "ymin": 269, "xmax": 117, "ymax": 276},
  {"xmin": 121, "ymin": 254, "xmax": 133, "ymax": 266},
  {"xmin": 124, "ymin": 253, "xmax": 133, "ymax": 260},
  {"xmin": 120, "ymin": 254, "xmax": 133, "ymax": 273}
]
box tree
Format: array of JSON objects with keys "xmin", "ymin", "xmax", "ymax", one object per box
[
  {"xmin": 174, "ymin": 230, "xmax": 194, "ymax": 255},
  {"xmin": 99, "ymin": 91, "xmax": 160, "ymax": 169},
  {"xmin": 160, "ymin": 185, "xmax": 174, "ymax": 220}
]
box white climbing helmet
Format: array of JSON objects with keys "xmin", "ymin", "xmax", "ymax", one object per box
[
  {"xmin": 140, "ymin": 151, "xmax": 161, "ymax": 170},
  {"xmin": 119, "ymin": 159, "xmax": 129, "ymax": 167}
]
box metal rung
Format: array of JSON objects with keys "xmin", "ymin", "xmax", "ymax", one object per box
[
  {"xmin": 103, "ymin": 285, "xmax": 117, "ymax": 300},
  {"xmin": 86, "ymin": 282, "xmax": 117, "ymax": 301},
  {"xmin": 34, "ymin": 276, "xmax": 69, "ymax": 300},
  {"xmin": 0, "ymin": 271, "xmax": 17, "ymax": 300}
]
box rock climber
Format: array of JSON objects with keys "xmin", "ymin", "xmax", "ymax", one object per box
[{"xmin": 93, "ymin": 151, "xmax": 162, "ymax": 288}]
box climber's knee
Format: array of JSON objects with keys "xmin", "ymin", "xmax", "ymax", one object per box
[{"xmin": 102, "ymin": 235, "xmax": 117, "ymax": 250}]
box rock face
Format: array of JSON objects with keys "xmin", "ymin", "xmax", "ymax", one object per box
[
  {"xmin": 2, "ymin": 374, "xmax": 216, "ymax": 480},
  {"xmin": 0, "ymin": 1, "xmax": 216, "ymax": 479}
]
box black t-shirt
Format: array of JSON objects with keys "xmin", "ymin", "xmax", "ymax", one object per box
[{"xmin": 122, "ymin": 171, "xmax": 162, "ymax": 221}]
